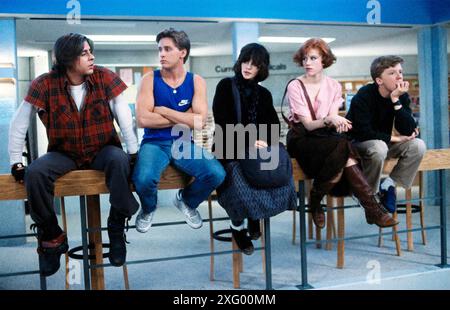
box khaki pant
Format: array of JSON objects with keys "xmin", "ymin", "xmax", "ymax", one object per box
[{"xmin": 353, "ymin": 138, "xmax": 426, "ymax": 193}]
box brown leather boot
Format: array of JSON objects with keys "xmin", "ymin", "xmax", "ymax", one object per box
[
  {"xmin": 344, "ymin": 165, "xmax": 399, "ymax": 228},
  {"xmin": 309, "ymin": 181, "xmax": 336, "ymax": 229}
]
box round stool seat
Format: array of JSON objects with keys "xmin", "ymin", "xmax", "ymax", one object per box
[
  {"xmin": 68, "ymin": 243, "xmax": 111, "ymax": 260},
  {"xmin": 212, "ymin": 228, "xmax": 232, "ymax": 242},
  {"xmin": 395, "ymin": 204, "xmax": 421, "ymax": 214}
]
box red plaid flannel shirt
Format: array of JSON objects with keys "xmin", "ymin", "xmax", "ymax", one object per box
[{"xmin": 25, "ymin": 66, "xmax": 127, "ymax": 167}]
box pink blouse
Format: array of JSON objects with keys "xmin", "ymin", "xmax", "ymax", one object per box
[{"xmin": 287, "ymin": 75, "xmax": 344, "ymax": 122}]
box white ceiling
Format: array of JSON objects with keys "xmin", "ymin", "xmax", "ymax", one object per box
[{"xmin": 16, "ymin": 19, "xmax": 450, "ymax": 58}]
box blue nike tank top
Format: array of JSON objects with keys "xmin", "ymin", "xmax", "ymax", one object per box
[{"xmin": 142, "ymin": 70, "xmax": 194, "ymax": 141}]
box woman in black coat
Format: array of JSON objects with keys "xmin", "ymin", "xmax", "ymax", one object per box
[{"xmin": 212, "ymin": 43, "xmax": 296, "ymax": 254}]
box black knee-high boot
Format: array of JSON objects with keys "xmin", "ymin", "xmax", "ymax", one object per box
[{"xmin": 344, "ymin": 165, "xmax": 398, "ymax": 227}]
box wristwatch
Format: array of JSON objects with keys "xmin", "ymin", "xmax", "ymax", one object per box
[{"xmin": 393, "ymin": 101, "xmax": 402, "ymax": 110}]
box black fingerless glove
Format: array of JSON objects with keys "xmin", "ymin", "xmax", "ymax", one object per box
[
  {"xmin": 11, "ymin": 162, "xmax": 26, "ymax": 182},
  {"xmin": 129, "ymin": 153, "xmax": 138, "ymax": 175}
]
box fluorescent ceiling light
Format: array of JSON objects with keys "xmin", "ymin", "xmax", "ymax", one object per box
[
  {"xmin": 0, "ymin": 63, "xmax": 14, "ymax": 68},
  {"xmin": 86, "ymin": 35, "xmax": 156, "ymax": 43},
  {"xmin": 94, "ymin": 41, "xmax": 154, "ymax": 45},
  {"xmin": 258, "ymin": 36, "xmax": 335, "ymax": 44},
  {"xmin": 0, "ymin": 78, "xmax": 16, "ymax": 84}
]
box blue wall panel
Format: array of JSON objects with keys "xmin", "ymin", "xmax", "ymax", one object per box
[
  {"xmin": 0, "ymin": 19, "xmax": 26, "ymax": 246},
  {"xmin": 430, "ymin": 0, "xmax": 450, "ymax": 24},
  {"xmin": 0, "ymin": 0, "xmax": 447, "ymax": 25}
]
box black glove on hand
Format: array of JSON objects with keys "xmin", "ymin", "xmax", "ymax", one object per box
[
  {"xmin": 11, "ymin": 163, "xmax": 26, "ymax": 183},
  {"xmin": 129, "ymin": 153, "xmax": 138, "ymax": 176}
]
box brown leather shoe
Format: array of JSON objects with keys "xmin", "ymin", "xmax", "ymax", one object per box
[
  {"xmin": 309, "ymin": 181, "xmax": 336, "ymax": 229},
  {"xmin": 311, "ymin": 202, "xmax": 325, "ymax": 228},
  {"xmin": 364, "ymin": 196, "xmax": 399, "ymax": 227}
]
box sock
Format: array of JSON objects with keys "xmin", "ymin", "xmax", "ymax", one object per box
[
  {"xmin": 177, "ymin": 190, "xmax": 189, "ymax": 207},
  {"xmin": 177, "ymin": 189, "xmax": 184, "ymax": 201},
  {"xmin": 380, "ymin": 177, "xmax": 395, "ymax": 191},
  {"xmin": 230, "ymin": 221, "xmax": 245, "ymax": 231}
]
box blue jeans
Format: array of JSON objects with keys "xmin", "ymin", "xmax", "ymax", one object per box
[{"xmin": 132, "ymin": 139, "xmax": 225, "ymax": 213}]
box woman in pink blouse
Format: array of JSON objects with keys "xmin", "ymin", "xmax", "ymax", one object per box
[{"xmin": 285, "ymin": 38, "xmax": 397, "ymax": 229}]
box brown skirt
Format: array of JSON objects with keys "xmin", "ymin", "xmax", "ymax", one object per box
[{"xmin": 286, "ymin": 124, "xmax": 358, "ymax": 196}]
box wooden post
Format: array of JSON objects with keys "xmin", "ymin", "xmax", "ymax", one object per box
[
  {"xmin": 419, "ymin": 171, "xmax": 427, "ymax": 245},
  {"xmin": 393, "ymin": 211, "xmax": 402, "ymax": 256},
  {"xmin": 325, "ymin": 196, "xmax": 333, "ymax": 251},
  {"xmin": 232, "ymin": 238, "xmax": 240, "ymax": 289},
  {"xmin": 405, "ymin": 189, "xmax": 414, "ymax": 251},
  {"xmin": 337, "ymin": 197, "xmax": 345, "ymax": 269},
  {"xmin": 86, "ymin": 195, "xmax": 105, "ymax": 290},
  {"xmin": 122, "ymin": 264, "xmax": 130, "ymax": 290}
]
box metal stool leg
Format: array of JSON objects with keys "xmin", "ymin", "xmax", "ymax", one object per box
[
  {"xmin": 207, "ymin": 195, "xmax": 215, "ymax": 281},
  {"xmin": 292, "ymin": 209, "xmax": 297, "ymax": 245},
  {"xmin": 263, "ymin": 218, "xmax": 272, "ymax": 290},
  {"xmin": 261, "ymin": 219, "xmax": 266, "ymax": 274}
]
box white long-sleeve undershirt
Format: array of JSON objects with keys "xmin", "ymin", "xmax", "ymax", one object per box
[{"xmin": 8, "ymin": 86, "xmax": 138, "ymax": 165}]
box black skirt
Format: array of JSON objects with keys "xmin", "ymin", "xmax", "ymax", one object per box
[{"xmin": 286, "ymin": 123, "xmax": 358, "ymax": 196}]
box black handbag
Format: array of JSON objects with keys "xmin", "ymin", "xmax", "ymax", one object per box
[{"xmin": 230, "ymin": 77, "xmax": 292, "ymax": 189}]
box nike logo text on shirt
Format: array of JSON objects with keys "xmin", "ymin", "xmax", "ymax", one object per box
[{"xmin": 178, "ymin": 100, "xmax": 190, "ymax": 106}]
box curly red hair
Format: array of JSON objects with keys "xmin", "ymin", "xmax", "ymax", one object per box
[{"xmin": 293, "ymin": 38, "xmax": 336, "ymax": 69}]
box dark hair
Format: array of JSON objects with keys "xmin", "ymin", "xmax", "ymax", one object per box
[
  {"xmin": 233, "ymin": 43, "xmax": 270, "ymax": 82},
  {"xmin": 293, "ymin": 38, "xmax": 336, "ymax": 69},
  {"xmin": 370, "ymin": 55, "xmax": 404, "ymax": 81},
  {"xmin": 156, "ymin": 28, "xmax": 191, "ymax": 63},
  {"xmin": 52, "ymin": 33, "xmax": 94, "ymax": 73}
]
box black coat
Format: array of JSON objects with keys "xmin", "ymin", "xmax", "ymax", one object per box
[{"xmin": 212, "ymin": 77, "xmax": 280, "ymax": 165}]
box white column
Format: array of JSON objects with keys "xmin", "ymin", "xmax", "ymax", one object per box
[{"xmin": 232, "ymin": 22, "xmax": 259, "ymax": 61}]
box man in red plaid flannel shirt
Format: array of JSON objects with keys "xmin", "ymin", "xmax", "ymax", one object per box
[{"xmin": 8, "ymin": 33, "xmax": 139, "ymax": 277}]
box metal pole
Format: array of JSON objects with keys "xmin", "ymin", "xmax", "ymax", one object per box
[
  {"xmin": 438, "ymin": 169, "xmax": 449, "ymax": 267},
  {"xmin": 79, "ymin": 196, "xmax": 91, "ymax": 289},
  {"xmin": 38, "ymin": 257, "xmax": 47, "ymax": 290},
  {"xmin": 297, "ymin": 180, "xmax": 313, "ymax": 289},
  {"xmin": 263, "ymin": 217, "xmax": 272, "ymax": 290}
]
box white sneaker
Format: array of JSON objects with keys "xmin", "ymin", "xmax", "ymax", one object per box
[
  {"xmin": 135, "ymin": 209, "xmax": 155, "ymax": 233},
  {"xmin": 173, "ymin": 190, "xmax": 203, "ymax": 229}
]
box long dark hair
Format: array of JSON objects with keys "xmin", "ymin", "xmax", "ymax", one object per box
[
  {"xmin": 233, "ymin": 43, "xmax": 270, "ymax": 82},
  {"xmin": 52, "ymin": 33, "xmax": 94, "ymax": 73}
]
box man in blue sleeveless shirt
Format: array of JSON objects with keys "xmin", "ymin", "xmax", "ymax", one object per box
[{"xmin": 132, "ymin": 28, "xmax": 225, "ymax": 232}]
